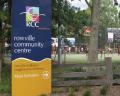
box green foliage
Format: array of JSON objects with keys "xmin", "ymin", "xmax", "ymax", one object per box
[
  {"xmin": 68, "ymin": 93, "xmax": 76, "ymax": 96},
  {"xmin": 52, "ymin": 87, "xmax": 64, "ymax": 93},
  {"xmin": 0, "ymin": 11, "xmax": 8, "ymax": 21},
  {"xmin": 68, "ymin": 87, "xmax": 76, "ymax": 96},
  {"xmin": 39, "ymin": 94, "xmax": 47, "ymax": 96},
  {"xmin": 52, "ymin": 0, "xmax": 91, "ymax": 38},
  {"xmin": 51, "ymin": 0, "xmax": 120, "ymax": 47},
  {"xmin": 100, "ymin": 0, "xmax": 119, "ymax": 28},
  {"xmin": 100, "ymin": 85, "xmax": 108, "ymax": 96},
  {"xmin": 98, "ymin": 0, "xmax": 119, "ymax": 47},
  {"xmin": 71, "ymin": 67, "xmax": 84, "ymax": 72},
  {"xmin": 83, "ymin": 89, "xmax": 91, "ymax": 96}
]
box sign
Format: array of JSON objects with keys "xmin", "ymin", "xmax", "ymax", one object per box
[
  {"xmin": 107, "ymin": 28, "xmax": 120, "ymax": 43},
  {"xmin": 12, "ymin": 0, "xmax": 51, "ymax": 96},
  {"xmin": 108, "ymin": 32, "xmax": 114, "ymax": 43}
]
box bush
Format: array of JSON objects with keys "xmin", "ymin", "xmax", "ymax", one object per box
[
  {"xmin": 68, "ymin": 93, "xmax": 76, "ymax": 96},
  {"xmin": 100, "ymin": 85, "xmax": 108, "ymax": 96},
  {"xmin": 39, "ymin": 94, "xmax": 47, "ymax": 96},
  {"xmin": 71, "ymin": 67, "xmax": 84, "ymax": 72},
  {"xmin": 68, "ymin": 87, "xmax": 76, "ymax": 96},
  {"xmin": 83, "ymin": 89, "xmax": 91, "ymax": 96}
]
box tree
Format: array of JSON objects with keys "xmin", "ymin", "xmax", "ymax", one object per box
[
  {"xmin": 100, "ymin": 0, "xmax": 118, "ymax": 28},
  {"xmin": 85, "ymin": 0, "xmax": 119, "ymax": 63},
  {"xmin": 99, "ymin": 0, "xmax": 118, "ymax": 48},
  {"xmin": 0, "ymin": 11, "xmax": 2, "ymax": 81},
  {"xmin": 0, "ymin": 0, "xmax": 6, "ymax": 81},
  {"xmin": 84, "ymin": 0, "xmax": 100, "ymax": 63},
  {"xmin": 0, "ymin": 0, "xmax": 11, "ymax": 81},
  {"xmin": 52, "ymin": 0, "xmax": 91, "ymax": 38}
]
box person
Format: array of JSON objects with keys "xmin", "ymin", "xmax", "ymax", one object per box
[
  {"xmin": 117, "ymin": 46, "xmax": 120, "ymax": 55},
  {"xmin": 100, "ymin": 48, "xmax": 103, "ymax": 58},
  {"xmin": 68, "ymin": 46, "xmax": 71, "ymax": 54},
  {"xmin": 52, "ymin": 40, "xmax": 57, "ymax": 54},
  {"xmin": 108, "ymin": 47, "xmax": 112, "ymax": 54},
  {"xmin": 81, "ymin": 47, "xmax": 84, "ymax": 52}
]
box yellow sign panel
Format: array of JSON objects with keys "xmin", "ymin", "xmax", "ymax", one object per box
[{"xmin": 12, "ymin": 58, "xmax": 51, "ymax": 96}]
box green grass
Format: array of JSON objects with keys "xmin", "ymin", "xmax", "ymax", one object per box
[
  {"xmin": 4, "ymin": 53, "xmax": 120, "ymax": 64},
  {"xmin": 52, "ymin": 53, "xmax": 120, "ymax": 64}
]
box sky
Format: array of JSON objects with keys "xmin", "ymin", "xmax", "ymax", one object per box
[
  {"xmin": 67, "ymin": 0, "xmax": 88, "ymax": 10},
  {"xmin": 118, "ymin": 0, "xmax": 120, "ymax": 4},
  {"xmin": 68, "ymin": 0, "xmax": 120, "ymax": 10}
]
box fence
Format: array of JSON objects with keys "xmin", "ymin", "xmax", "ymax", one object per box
[{"xmin": 52, "ymin": 57, "xmax": 120, "ymax": 87}]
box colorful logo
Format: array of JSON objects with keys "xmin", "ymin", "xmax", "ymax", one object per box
[
  {"xmin": 19, "ymin": 6, "xmax": 46, "ymax": 28},
  {"xmin": 26, "ymin": 6, "xmax": 40, "ymax": 23}
]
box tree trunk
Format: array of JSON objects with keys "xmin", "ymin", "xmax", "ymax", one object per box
[
  {"xmin": 8, "ymin": 0, "xmax": 12, "ymax": 24},
  {"xmin": 0, "ymin": 15, "xmax": 2, "ymax": 81},
  {"xmin": 88, "ymin": 0, "xmax": 100, "ymax": 63},
  {"xmin": 0, "ymin": 5, "xmax": 5, "ymax": 81}
]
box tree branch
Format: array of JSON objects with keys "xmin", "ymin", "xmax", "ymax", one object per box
[{"xmin": 85, "ymin": 0, "xmax": 92, "ymax": 9}]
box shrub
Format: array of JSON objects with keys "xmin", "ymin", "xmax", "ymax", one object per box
[
  {"xmin": 40, "ymin": 94, "xmax": 47, "ymax": 96},
  {"xmin": 83, "ymin": 89, "xmax": 91, "ymax": 96},
  {"xmin": 100, "ymin": 85, "xmax": 108, "ymax": 96},
  {"xmin": 68, "ymin": 87, "xmax": 76, "ymax": 96}
]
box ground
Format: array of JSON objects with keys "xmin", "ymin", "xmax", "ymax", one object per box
[{"xmin": 52, "ymin": 86, "xmax": 120, "ymax": 96}]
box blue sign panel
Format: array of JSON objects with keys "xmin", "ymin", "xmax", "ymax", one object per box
[
  {"xmin": 12, "ymin": 0, "xmax": 51, "ymax": 61},
  {"xmin": 12, "ymin": 0, "xmax": 51, "ymax": 96}
]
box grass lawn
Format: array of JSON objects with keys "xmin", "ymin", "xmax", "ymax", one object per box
[
  {"xmin": 52, "ymin": 53, "xmax": 120, "ymax": 64},
  {"xmin": 4, "ymin": 53, "xmax": 120, "ymax": 64}
]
